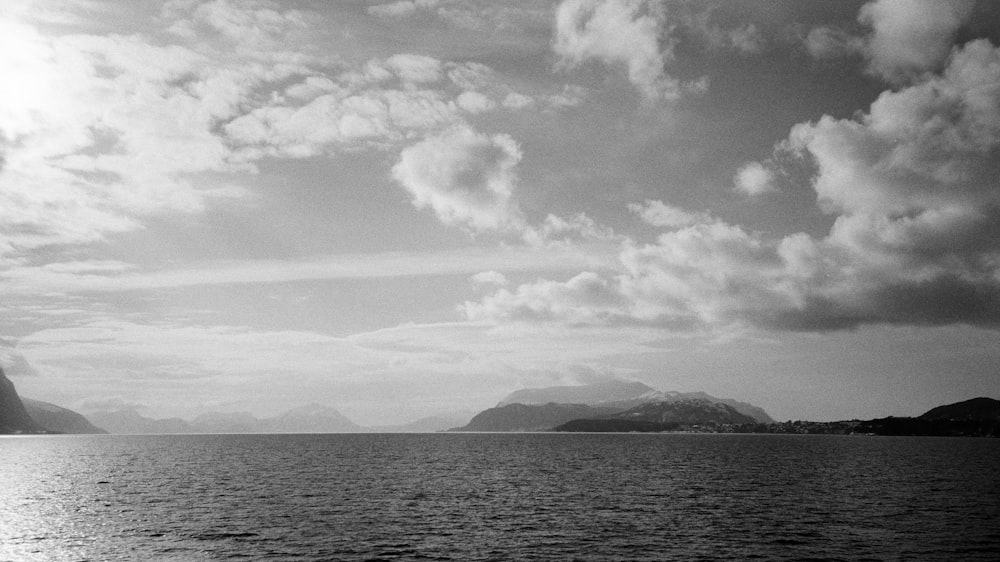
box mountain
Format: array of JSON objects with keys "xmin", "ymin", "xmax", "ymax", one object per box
[
  {"xmin": 87, "ymin": 403, "xmax": 361, "ymax": 434},
  {"xmin": 262, "ymin": 403, "xmax": 361, "ymax": 433},
  {"xmin": 554, "ymin": 399, "xmax": 761, "ymax": 432},
  {"xmin": 191, "ymin": 411, "xmax": 264, "ymax": 433},
  {"xmin": 22, "ymin": 398, "xmax": 107, "ymax": 434},
  {"xmin": 496, "ymin": 380, "xmax": 775, "ymax": 423},
  {"xmin": 367, "ymin": 413, "xmax": 473, "ymax": 433},
  {"xmin": 918, "ymin": 397, "xmax": 1000, "ymax": 422},
  {"xmin": 451, "ymin": 403, "xmax": 620, "ymax": 432},
  {"xmin": 662, "ymin": 391, "xmax": 775, "ymax": 424},
  {"xmin": 0, "ymin": 367, "xmax": 49, "ymax": 434},
  {"xmin": 610, "ymin": 398, "xmax": 759, "ymax": 425},
  {"xmin": 88, "ymin": 410, "xmax": 192, "ymax": 434}
]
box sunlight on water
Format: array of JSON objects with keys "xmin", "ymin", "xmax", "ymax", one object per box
[{"xmin": 1, "ymin": 433, "xmax": 999, "ymax": 561}]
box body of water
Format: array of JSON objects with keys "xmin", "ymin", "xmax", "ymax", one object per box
[{"xmin": 1, "ymin": 433, "xmax": 998, "ymax": 561}]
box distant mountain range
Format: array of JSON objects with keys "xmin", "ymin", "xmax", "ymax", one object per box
[
  {"xmin": 88, "ymin": 404, "xmax": 362, "ymax": 434},
  {"xmin": 86, "ymin": 405, "xmax": 472, "ymax": 434},
  {"xmin": 2, "ymin": 363, "xmax": 997, "ymax": 436}
]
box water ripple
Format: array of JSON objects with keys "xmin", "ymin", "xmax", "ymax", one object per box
[{"xmin": 0, "ymin": 434, "xmax": 998, "ymax": 560}]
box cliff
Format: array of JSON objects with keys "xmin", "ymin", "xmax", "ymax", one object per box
[{"xmin": 0, "ymin": 367, "xmax": 48, "ymax": 434}]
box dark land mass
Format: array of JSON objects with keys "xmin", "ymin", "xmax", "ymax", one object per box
[
  {"xmin": 22, "ymin": 398, "xmax": 108, "ymax": 434},
  {"xmin": 553, "ymin": 398, "xmax": 758, "ymax": 432},
  {"xmin": 497, "ymin": 380, "xmax": 775, "ymax": 423},
  {"xmin": 555, "ymin": 419, "xmax": 683, "ymax": 432},
  {"xmin": 919, "ymin": 397, "xmax": 1000, "ymax": 422},
  {"xmin": 556, "ymin": 397, "xmax": 1000, "ymax": 437},
  {"xmin": 0, "ymin": 367, "xmax": 50, "ymax": 434},
  {"xmin": 451, "ymin": 403, "xmax": 621, "ymax": 432}
]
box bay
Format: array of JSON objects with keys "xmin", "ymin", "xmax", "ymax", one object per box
[{"xmin": 1, "ymin": 433, "xmax": 998, "ymax": 561}]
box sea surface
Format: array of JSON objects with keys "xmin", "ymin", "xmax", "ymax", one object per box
[{"xmin": 1, "ymin": 433, "xmax": 998, "ymax": 561}]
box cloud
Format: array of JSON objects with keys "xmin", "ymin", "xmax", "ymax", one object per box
[
  {"xmin": 367, "ymin": 0, "xmax": 551, "ymax": 35},
  {"xmin": 803, "ymin": 26, "xmax": 865, "ymax": 60},
  {"xmin": 467, "ymin": 38, "xmax": 1000, "ymax": 332},
  {"xmin": 1, "ymin": 246, "xmax": 610, "ymax": 295},
  {"xmin": 859, "ymin": 0, "xmax": 974, "ymax": 82},
  {"xmin": 471, "ymin": 270, "xmax": 508, "ymax": 287},
  {"xmin": 456, "ymin": 91, "xmax": 497, "ymax": 114},
  {"xmin": 725, "ymin": 23, "xmax": 764, "ymax": 55},
  {"xmin": 386, "ymin": 53, "xmax": 443, "ymax": 85},
  {"xmin": 0, "ymin": 2, "xmax": 313, "ymax": 258},
  {"xmin": 0, "ymin": 340, "xmax": 40, "ymax": 377},
  {"xmin": 554, "ymin": 0, "xmax": 680, "ymax": 100},
  {"xmin": 734, "ymin": 162, "xmax": 777, "ymax": 196},
  {"xmin": 391, "ymin": 126, "xmax": 525, "ymax": 233},
  {"xmin": 16, "ymin": 316, "xmax": 659, "ymax": 423},
  {"xmin": 465, "ymin": 271, "xmax": 633, "ymax": 324},
  {"xmin": 368, "ymin": 0, "xmax": 439, "ymax": 19},
  {"xmin": 802, "ymin": 0, "xmax": 974, "ymax": 83},
  {"xmin": 628, "ymin": 200, "xmax": 711, "ymax": 228}
]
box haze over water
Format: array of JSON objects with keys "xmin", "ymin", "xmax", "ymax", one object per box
[{"xmin": 2, "ymin": 433, "xmax": 998, "ymax": 561}]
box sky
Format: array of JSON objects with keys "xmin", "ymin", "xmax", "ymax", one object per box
[{"xmin": 2, "ymin": 0, "xmax": 999, "ymax": 425}]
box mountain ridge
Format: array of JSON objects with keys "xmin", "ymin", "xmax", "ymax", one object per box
[
  {"xmin": 22, "ymin": 398, "xmax": 108, "ymax": 434},
  {"xmin": 495, "ymin": 380, "xmax": 775, "ymax": 423},
  {"xmin": 451, "ymin": 403, "xmax": 621, "ymax": 432},
  {"xmin": 918, "ymin": 397, "xmax": 1000, "ymax": 422}
]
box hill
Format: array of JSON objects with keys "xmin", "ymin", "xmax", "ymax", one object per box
[
  {"xmin": 22, "ymin": 398, "xmax": 107, "ymax": 434},
  {"xmin": 554, "ymin": 398, "xmax": 758, "ymax": 432},
  {"xmin": 451, "ymin": 403, "xmax": 620, "ymax": 432},
  {"xmin": 918, "ymin": 397, "xmax": 1000, "ymax": 422}
]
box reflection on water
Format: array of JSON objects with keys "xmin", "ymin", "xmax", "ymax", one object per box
[{"xmin": 1, "ymin": 433, "xmax": 999, "ymax": 561}]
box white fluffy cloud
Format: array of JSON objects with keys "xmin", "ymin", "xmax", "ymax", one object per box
[
  {"xmin": 554, "ymin": 0, "xmax": 680, "ymax": 100},
  {"xmin": 392, "ymin": 126, "xmax": 525, "ymax": 233},
  {"xmin": 804, "ymin": 0, "xmax": 975, "ymax": 83},
  {"xmin": 0, "ymin": 3, "xmax": 576, "ymax": 262},
  {"xmin": 468, "ymin": 38, "xmax": 1000, "ymax": 331},
  {"xmin": 860, "ymin": 0, "xmax": 974, "ymax": 82},
  {"xmin": 628, "ymin": 200, "xmax": 711, "ymax": 228},
  {"xmin": 734, "ymin": 162, "xmax": 777, "ymax": 196},
  {"xmin": 0, "ymin": 16, "xmax": 256, "ymax": 257}
]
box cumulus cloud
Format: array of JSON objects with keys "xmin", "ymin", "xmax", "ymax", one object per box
[
  {"xmin": 734, "ymin": 162, "xmax": 777, "ymax": 196},
  {"xmin": 386, "ymin": 53, "xmax": 443, "ymax": 85},
  {"xmin": 465, "ymin": 271, "xmax": 634, "ymax": 325},
  {"xmin": 467, "ymin": 38, "xmax": 1000, "ymax": 331},
  {"xmin": 802, "ymin": 0, "xmax": 974, "ymax": 83},
  {"xmin": 456, "ymin": 91, "xmax": 497, "ymax": 114},
  {"xmin": 628, "ymin": 200, "xmax": 711, "ymax": 228},
  {"xmin": 554, "ymin": 0, "xmax": 681, "ymax": 100},
  {"xmin": 0, "ymin": 14, "xmax": 256, "ymax": 256},
  {"xmin": 391, "ymin": 126, "xmax": 525, "ymax": 233},
  {"xmin": 859, "ymin": 0, "xmax": 974, "ymax": 82},
  {"xmin": 0, "ymin": 3, "xmax": 575, "ymax": 263}
]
